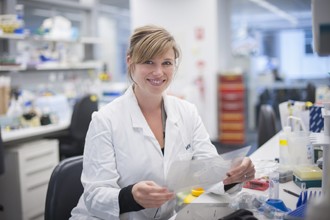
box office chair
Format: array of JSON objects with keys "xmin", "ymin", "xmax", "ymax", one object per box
[
  {"xmin": 0, "ymin": 129, "xmax": 4, "ymax": 212},
  {"xmin": 0, "ymin": 129, "xmax": 4, "ymax": 175},
  {"xmin": 305, "ymin": 82, "xmax": 316, "ymax": 103},
  {"xmin": 59, "ymin": 94, "xmax": 98, "ymax": 160},
  {"xmin": 45, "ymin": 155, "xmax": 83, "ymax": 220},
  {"xmin": 257, "ymin": 104, "xmax": 277, "ymax": 147}
]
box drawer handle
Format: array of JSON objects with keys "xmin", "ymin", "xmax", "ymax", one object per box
[
  {"xmin": 26, "ymin": 164, "xmax": 54, "ymax": 176},
  {"xmin": 27, "ymin": 179, "xmax": 49, "ymax": 191},
  {"xmin": 25, "ymin": 150, "xmax": 54, "ymax": 161}
]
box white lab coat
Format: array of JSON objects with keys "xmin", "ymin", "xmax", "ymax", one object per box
[{"xmin": 70, "ymin": 85, "xmax": 225, "ymax": 220}]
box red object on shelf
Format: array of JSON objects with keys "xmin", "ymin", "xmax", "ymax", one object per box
[{"xmin": 218, "ymin": 74, "xmax": 245, "ymax": 145}]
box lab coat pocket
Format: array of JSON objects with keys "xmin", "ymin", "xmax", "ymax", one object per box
[{"xmin": 177, "ymin": 152, "xmax": 193, "ymax": 161}]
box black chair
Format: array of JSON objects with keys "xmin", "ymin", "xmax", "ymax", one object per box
[
  {"xmin": 0, "ymin": 129, "xmax": 4, "ymax": 175},
  {"xmin": 257, "ymin": 104, "xmax": 278, "ymax": 147},
  {"xmin": 45, "ymin": 155, "xmax": 83, "ymax": 220},
  {"xmin": 305, "ymin": 82, "xmax": 316, "ymax": 103},
  {"xmin": 59, "ymin": 94, "xmax": 98, "ymax": 160},
  {"xmin": 0, "ymin": 129, "xmax": 4, "ymax": 212}
]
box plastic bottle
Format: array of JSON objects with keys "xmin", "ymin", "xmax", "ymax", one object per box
[
  {"xmin": 14, "ymin": 4, "xmax": 25, "ymax": 34},
  {"xmin": 279, "ymin": 126, "xmax": 291, "ymax": 168}
]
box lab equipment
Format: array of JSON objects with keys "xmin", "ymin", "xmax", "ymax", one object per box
[
  {"xmin": 269, "ymin": 172, "xmax": 280, "ymax": 199},
  {"xmin": 279, "ymin": 126, "xmax": 291, "ymax": 167},
  {"xmin": 283, "ymin": 189, "xmax": 299, "ymax": 198},
  {"xmin": 229, "ymin": 192, "xmax": 289, "ymax": 219},
  {"xmin": 286, "ymin": 116, "xmax": 313, "ymax": 166},
  {"xmin": 278, "ymin": 169, "xmax": 293, "ymax": 183},
  {"xmin": 296, "ymin": 183, "xmax": 307, "ymax": 208},
  {"xmin": 305, "ymin": 102, "xmax": 330, "ymax": 220},
  {"xmin": 293, "ymin": 165, "xmax": 322, "ymax": 188}
]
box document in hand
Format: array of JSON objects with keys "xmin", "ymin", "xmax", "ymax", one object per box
[{"xmin": 166, "ymin": 156, "xmax": 231, "ymax": 193}]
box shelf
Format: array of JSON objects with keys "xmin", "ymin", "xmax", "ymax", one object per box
[
  {"xmin": 33, "ymin": 61, "xmax": 103, "ymax": 70},
  {"xmin": 0, "ymin": 65, "xmax": 26, "ymax": 72},
  {"xmin": 0, "ymin": 33, "xmax": 103, "ymax": 44},
  {"xmin": 0, "ymin": 33, "xmax": 26, "ymax": 40},
  {"xmin": 0, "ymin": 61, "xmax": 102, "ymax": 72}
]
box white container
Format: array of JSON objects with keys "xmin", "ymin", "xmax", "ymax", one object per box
[
  {"xmin": 279, "ymin": 126, "xmax": 291, "ymax": 167},
  {"xmin": 287, "ymin": 131, "xmax": 312, "ymax": 165}
]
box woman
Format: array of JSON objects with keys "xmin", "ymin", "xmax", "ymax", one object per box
[{"xmin": 70, "ymin": 25, "xmax": 255, "ymax": 220}]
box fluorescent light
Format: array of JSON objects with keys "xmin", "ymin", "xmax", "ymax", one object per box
[{"xmin": 249, "ymin": 0, "xmax": 298, "ymax": 25}]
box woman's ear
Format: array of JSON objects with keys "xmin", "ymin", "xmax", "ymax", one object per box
[{"xmin": 126, "ymin": 55, "xmax": 131, "ymax": 65}]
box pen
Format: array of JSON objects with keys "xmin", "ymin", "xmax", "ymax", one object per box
[{"xmin": 283, "ymin": 189, "xmax": 300, "ymax": 197}]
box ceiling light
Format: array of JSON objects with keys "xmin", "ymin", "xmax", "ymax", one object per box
[{"xmin": 249, "ymin": 0, "xmax": 298, "ymax": 25}]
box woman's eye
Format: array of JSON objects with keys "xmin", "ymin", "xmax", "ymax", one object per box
[
  {"xmin": 144, "ymin": 60, "xmax": 153, "ymax": 64},
  {"xmin": 163, "ymin": 61, "xmax": 173, "ymax": 65}
]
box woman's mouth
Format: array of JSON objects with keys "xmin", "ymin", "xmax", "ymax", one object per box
[{"xmin": 148, "ymin": 79, "xmax": 165, "ymax": 86}]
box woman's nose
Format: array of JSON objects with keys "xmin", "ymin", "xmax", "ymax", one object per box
[{"xmin": 152, "ymin": 64, "xmax": 163, "ymax": 75}]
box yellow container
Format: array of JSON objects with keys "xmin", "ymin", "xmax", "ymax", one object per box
[{"xmin": 183, "ymin": 187, "xmax": 204, "ymax": 204}]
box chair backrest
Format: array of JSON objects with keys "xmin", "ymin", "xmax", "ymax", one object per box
[
  {"xmin": 257, "ymin": 104, "xmax": 277, "ymax": 147},
  {"xmin": 45, "ymin": 155, "xmax": 83, "ymax": 220},
  {"xmin": 306, "ymin": 82, "xmax": 316, "ymax": 103},
  {"xmin": 0, "ymin": 129, "xmax": 4, "ymax": 175},
  {"xmin": 70, "ymin": 94, "xmax": 98, "ymax": 142}
]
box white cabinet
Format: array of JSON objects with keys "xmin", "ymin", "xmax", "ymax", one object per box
[{"xmin": 0, "ymin": 139, "xmax": 59, "ymax": 220}]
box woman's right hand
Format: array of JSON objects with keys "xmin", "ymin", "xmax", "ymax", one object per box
[{"xmin": 132, "ymin": 181, "xmax": 175, "ymax": 208}]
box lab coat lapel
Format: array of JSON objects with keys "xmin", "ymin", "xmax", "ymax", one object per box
[
  {"xmin": 163, "ymin": 95, "xmax": 182, "ymax": 159},
  {"xmin": 126, "ymin": 86, "xmax": 156, "ymax": 139}
]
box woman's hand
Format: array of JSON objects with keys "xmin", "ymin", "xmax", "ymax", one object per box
[
  {"xmin": 223, "ymin": 157, "xmax": 255, "ymax": 185},
  {"xmin": 132, "ymin": 181, "xmax": 175, "ymax": 208}
]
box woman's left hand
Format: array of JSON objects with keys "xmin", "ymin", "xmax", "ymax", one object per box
[{"xmin": 223, "ymin": 157, "xmax": 255, "ymax": 185}]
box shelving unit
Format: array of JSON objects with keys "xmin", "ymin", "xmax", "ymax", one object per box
[
  {"xmin": 218, "ymin": 73, "xmax": 246, "ymax": 145},
  {"xmin": 0, "ymin": 33, "xmax": 104, "ymax": 72},
  {"xmin": 0, "ymin": 0, "xmax": 104, "ymax": 74}
]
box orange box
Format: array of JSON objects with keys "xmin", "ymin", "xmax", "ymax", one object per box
[
  {"xmin": 220, "ymin": 122, "xmax": 244, "ymax": 131},
  {"xmin": 221, "ymin": 113, "xmax": 244, "ymax": 121},
  {"xmin": 221, "ymin": 102, "xmax": 244, "ymax": 112},
  {"xmin": 219, "ymin": 75, "xmax": 243, "ymax": 83},
  {"xmin": 219, "ymin": 132, "xmax": 245, "ymax": 144},
  {"xmin": 220, "ymin": 83, "xmax": 245, "ymax": 92}
]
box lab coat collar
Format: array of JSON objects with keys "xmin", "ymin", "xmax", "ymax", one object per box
[
  {"xmin": 125, "ymin": 85, "xmax": 180, "ymax": 136},
  {"xmin": 125, "ymin": 86, "xmax": 151, "ymax": 134}
]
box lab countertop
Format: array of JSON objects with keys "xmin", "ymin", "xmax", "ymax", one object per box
[{"xmin": 2, "ymin": 120, "xmax": 70, "ymax": 145}]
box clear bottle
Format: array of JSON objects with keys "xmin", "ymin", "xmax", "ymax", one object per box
[{"xmin": 279, "ymin": 126, "xmax": 291, "ymax": 168}]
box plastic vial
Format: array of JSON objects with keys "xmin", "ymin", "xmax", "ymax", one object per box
[{"xmin": 269, "ymin": 172, "xmax": 280, "ymax": 199}]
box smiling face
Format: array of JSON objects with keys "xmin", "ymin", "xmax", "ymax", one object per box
[
  {"xmin": 128, "ymin": 49, "xmax": 175, "ymax": 98},
  {"xmin": 126, "ymin": 25, "xmax": 180, "ymax": 100}
]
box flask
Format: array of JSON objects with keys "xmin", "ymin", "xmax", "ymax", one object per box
[{"xmin": 279, "ymin": 126, "xmax": 291, "ymax": 168}]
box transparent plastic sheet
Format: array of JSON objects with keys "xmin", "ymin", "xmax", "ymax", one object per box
[
  {"xmin": 166, "ymin": 156, "xmax": 231, "ymax": 193},
  {"xmin": 221, "ymin": 145, "xmax": 251, "ymax": 161}
]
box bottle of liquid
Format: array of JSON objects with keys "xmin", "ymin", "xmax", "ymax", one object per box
[{"xmin": 279, "ymin": 126, "xmax": 291, "ymax": 168}]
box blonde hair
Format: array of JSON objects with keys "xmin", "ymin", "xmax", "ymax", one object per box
[{"xmin": 127, "ymin": 25, "xmax": 180, "ymax": 79}]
